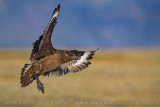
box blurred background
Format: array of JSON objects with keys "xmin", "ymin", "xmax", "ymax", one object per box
[{"xmin": 0, "ymin": 0, "xmax": 160, "ymax": 107}]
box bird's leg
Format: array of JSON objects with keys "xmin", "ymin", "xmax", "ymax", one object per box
[{"xmin": 34, "ymin": 74, "xmax": 44, "ymax": 94}]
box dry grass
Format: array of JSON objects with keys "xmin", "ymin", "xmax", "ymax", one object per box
[{"xmin": 0, "ymin": 49, "xmax": 160, "ymax": 107}]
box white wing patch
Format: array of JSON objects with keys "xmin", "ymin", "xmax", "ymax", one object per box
[
  {"xmin": 73, "ymin": 52, "xmax": 91, "ymax": 66},
  {"xmin": 52, "ymin": 11, "xmax": 59, "ymax": 19},
  {"xmin": 50, "ymin": 11, "xmax": 59, "ymax": 23},
  {"xmin": 21, "ymin": 64, "xmax": 31, "ymax": 77}
]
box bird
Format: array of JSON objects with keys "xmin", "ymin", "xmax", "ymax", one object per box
[{"xmin": 20, "ymin": 4, "xmax": 98, "ymax": 94}]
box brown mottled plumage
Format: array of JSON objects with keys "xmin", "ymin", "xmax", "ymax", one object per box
[{"xmin": 20, "ymin": 4, "xmax": 98, "ymax": 94}]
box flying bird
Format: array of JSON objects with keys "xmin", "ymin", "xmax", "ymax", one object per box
[{"xmin": 20, "ymin": 4, "xmax": 98, "ymax": 94}]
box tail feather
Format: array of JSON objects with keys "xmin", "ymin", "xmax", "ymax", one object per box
[{"xmin": 20, "ymin": 64, "xmax": 35, "ymax": 87}]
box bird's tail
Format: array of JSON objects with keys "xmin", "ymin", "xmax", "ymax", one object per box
[{"xmin": 20, "ymin": 64, "xmax": 35, "ymax": 87}]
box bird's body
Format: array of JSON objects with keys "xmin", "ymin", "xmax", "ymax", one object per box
[{"xmin": 20, "ymin": 4, "xmax": 98, "ymax": 94}]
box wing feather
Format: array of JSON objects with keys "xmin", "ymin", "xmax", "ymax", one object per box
[
  {"xmin": 30, "ymin": 4, "xmax": 60, "ymax": 61},
  {"xmin": 43, "ymin": 49, "xmax": 98, "ymax": 77}
]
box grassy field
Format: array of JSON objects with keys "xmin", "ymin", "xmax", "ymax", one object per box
[{"xmin": 0, "ymin": 49, "xmax": 160, "ymax": 107}]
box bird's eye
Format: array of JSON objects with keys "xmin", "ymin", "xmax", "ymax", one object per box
[{"xmin": 70, "ymin": 53, "xmax": 73, "ymax": 56}]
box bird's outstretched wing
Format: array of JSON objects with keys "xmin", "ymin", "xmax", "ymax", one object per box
[
  {"xmin": 43, "ymin": 49, "xmax": 98, "ymax": 77},
  {"xmin": 30, "ymin": 4, "xmax": 60, "ymax": 62}
]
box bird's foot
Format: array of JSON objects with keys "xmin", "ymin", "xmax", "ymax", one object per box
[
  {"xmin": 36, "ymin": 80, "xmax": 44, "ymax": 94},
  {"xmin": 34, "ymin": 74, "xmax": 45, "ymax": 94}
]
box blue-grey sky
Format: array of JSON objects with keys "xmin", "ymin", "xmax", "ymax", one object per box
[{"xmin": 0, "ymin": 0, "xmax": 160, "ymax": 49}]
